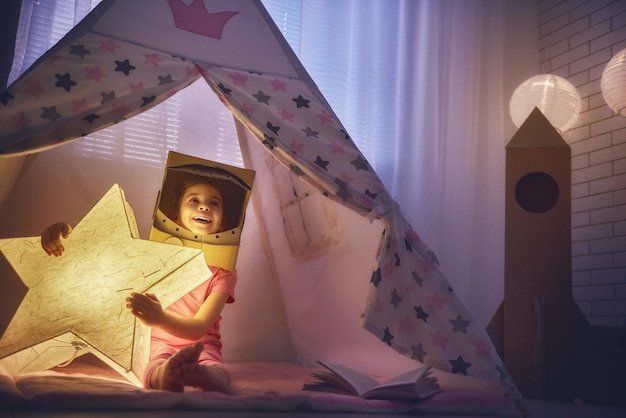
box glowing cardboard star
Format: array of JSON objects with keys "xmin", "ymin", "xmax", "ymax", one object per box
[{"xmin": 0, "ymin": 184, "xmax": 211, "ymax": 376}]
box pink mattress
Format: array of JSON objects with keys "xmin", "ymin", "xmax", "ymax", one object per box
[{"xmin": 1, "ymin": 356, "xmax": 510, "ymax": 414}]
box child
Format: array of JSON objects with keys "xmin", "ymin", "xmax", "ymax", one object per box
[{"xmin": 41, "ymin": 153, "xmax": 254, "ymax": 393}]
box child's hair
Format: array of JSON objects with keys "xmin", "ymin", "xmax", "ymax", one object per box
[
  {"xmin": 174, "ymin": 177, "xmax": 222, "ymax": 208},
  {"xmin": 172, "ymin": 177, "xmax": 234, "ymax": 231}
]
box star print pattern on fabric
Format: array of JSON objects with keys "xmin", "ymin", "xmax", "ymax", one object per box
[
  {"xmin": 359, "ymin": 212, "xmax": 521, "ymax": 400},
  {"xmin": 197, "ymin": 66, "xmax": 388, "ymax": 215},
  {"xmin": 0, "ymin": 184, "xmax": 212, "ymax": 374},
  {"xmin": 0, "ymin": 32, "xmax": 198, "ymax": 155}
]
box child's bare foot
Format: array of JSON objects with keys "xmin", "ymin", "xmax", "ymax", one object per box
[
  {"xmin": 183, "ymin": 363, "xmax": 230, "ymax": 393},
  {"xmin": 150, "ymin": 342, "xmax": 204, "ymax": 392},
  {"xmin": 150, "ymin": 342, "xmax": 230, "ymax": 393}
]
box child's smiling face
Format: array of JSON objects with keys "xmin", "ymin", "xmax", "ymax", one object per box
[{"xmin": 176, "ymin": 182, "xmax": 225, "ymax": 236}]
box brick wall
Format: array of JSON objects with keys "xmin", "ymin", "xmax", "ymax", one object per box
[{"xmin": 537, "ymin": 0, "xmax": 626, "ymax": 326}]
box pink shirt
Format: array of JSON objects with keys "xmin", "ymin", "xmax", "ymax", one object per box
[{"xmin": 150, "ymin": 267, "xmax": 237, "ymax": 350}]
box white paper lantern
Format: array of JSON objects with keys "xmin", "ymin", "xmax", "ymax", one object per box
[
  {"xmin": 509, "ymin": 74, "xmax": 581, "ymax": 133},
  {"xmin": 601, "ymin": 47, "xmax": 626, "ymax": 117}
]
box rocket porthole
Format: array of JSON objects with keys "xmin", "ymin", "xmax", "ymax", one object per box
[{"xmin": 515, "ymin": 172, "xmax": 559, "ymax": 213}]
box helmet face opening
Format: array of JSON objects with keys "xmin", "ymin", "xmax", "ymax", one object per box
[
  {"xmin": 159, "ymin": 164, "xmax": 251, "ymax": 233},
  {"xmin": 150, "ymin": 151, "xmax": 255, "ymax": 271}
]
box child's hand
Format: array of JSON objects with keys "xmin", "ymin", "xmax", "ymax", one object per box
[
  {"xmin": 126, "ymin": 292, "xmax": 164, "ymax": 326},
  {"xmin": 41, "ymin": 222, "xmax": 73, "ymax": 256}
]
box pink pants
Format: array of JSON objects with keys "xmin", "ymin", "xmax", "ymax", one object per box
[{"xmin": 142, "ymin": 340, "xmax": 227, "ymax": 389}]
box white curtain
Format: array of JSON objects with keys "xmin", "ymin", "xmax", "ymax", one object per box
[
  {"xmin": 9, "ymin": 0, "xmax": 103, "ymax": 81},
  {"xmin": 263, "ymin": 0, "xmax": 538, "ymax": 324},
  {"xmin": 3, "ymin": 0, "xmax": 538, "ymax": 325}
]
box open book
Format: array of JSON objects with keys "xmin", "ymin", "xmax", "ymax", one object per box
[{"xmin": 302, "ymin": 360, "xmax": 442, "ymax": 401}]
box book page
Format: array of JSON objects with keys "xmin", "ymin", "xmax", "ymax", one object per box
[
  {"xmin": 303, "ymin": 371, "xmax": 357, "ymax": 396},
  {"xmin": 373, "ymin": 365, "xmax": 430, "ymax": 388},
  {"xmin": 317, "ymin": 361, "xmax": 380, "ymax": 396},
  {"xmin": 363, "ymin": 367, "xmax": 442, "ymax": 400},
  {"xmin": 303, "ymin": 361, "xmax": 378, "ymax": 396},
  {"xmin": 303, "ymin": 361, "xmax": 442, "ymax": 400}
]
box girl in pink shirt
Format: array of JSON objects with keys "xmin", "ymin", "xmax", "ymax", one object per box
[{"xmin": 42, "ymin": 178, "xmax": 237, "ymax": 393}]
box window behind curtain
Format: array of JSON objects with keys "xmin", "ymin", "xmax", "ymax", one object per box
[
  {"xmin": 10, "ymin": 1, "xmax": 103, "ymax": 81},
  {"xmin": 261, "ymin": 0, "xmax": 403, "ymax": 189},
  {"xmin": 71, "ymin": 81, "xmax": 243, "ymax": 168},
  {"xmin": 261, "ymin": 0, "xmax": 302, "ymax": 50}
]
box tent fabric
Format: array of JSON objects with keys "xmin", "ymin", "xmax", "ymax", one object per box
[
  {"xmin": 0, "ymin": 30, "xmax": 200, "ymax": 155},
  {"xmin": 0, "ymin": 0, "xmax": 524, "ymax": 412}
]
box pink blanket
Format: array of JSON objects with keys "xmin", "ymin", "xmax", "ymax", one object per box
[{"xmin": 1, "ymin": 356, "xmax": 510, "ymax": 414}]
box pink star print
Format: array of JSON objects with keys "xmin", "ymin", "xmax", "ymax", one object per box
[
  {"xmin": 418, "ymin": 258, "xmax": 431, "ymax": 272},
  {"xmin": 473, "ymin": 339, "xmax": 492, "ymax": 356},
  {"xmin": 328, "ymin": 142, "xmax": 344, "ymax": 154},
  {"xmin": 99, "ymin": 39, "xmax": 120, "ymax": 53},
  {"xmin": 404, "ymin": 285, "xmax": 414, "ymax": 296},
  {"xmin": 339, "ymin": 173, "xmax": 354, "ymax": 184},
  {"xmin": 112, "ymin": 102, "xmax": 130, "ymax": 118},
  {"xmin": 290, "ymin": 139, "xmax": 304, "ymax": 153},
  {"xmin": 144, "ymin": 53, "xmax": 163, "ymax": 67},
  {"xmin": 381, "ymin": 261, "xmax": 392, "ymax": 278},
  {"xmin": 241, "ymin": 102, "xmax": 255, "ymax": 116},
  {"xmin": 85, "ymin": 66, "xmax": 107, "ymax": 83},
  {"xmin": 270, "ymin": 78, "xmax": 287, "ymax": 91},
  {"xmin": 9, "ymin": 112, "xmax": 29, "ymax": 129},
  {"xmin": 427, "ymin": 293, "xmax": 447, "ymax": 310},
  {"xmin": 23, "ymin": 79, "xmax": 45, "ymax": 99},
  {"xmin": 405, "ymin": 228, "xmax": 422, "ymax": 244},
  {"xmin": 71, "ymin": 99, "xmax": 90, "ymax": 113},
  {"xmin": 431, "ymin": 331, "xmax": 449, "ymax": 349},
  {"xmin": 397, "ymin": 315, "xmax": 414, "ymax": 334},
  {"xmin": 278, "ymin": 109, "xmax": 295, "ymax": 122},
  {"xmin": 130, "ymin": 83, "xmax": 145, "ymax": 91},
  {"xmin": 186, "ymin": 66, "xmax": 201, "ymax": 77},
  {"xmin": 316, "ymin": 111, "xmax": 334, "ymax": 125},
  {"xmin": 48, "ymin": 53, "xmax": 61, "ymax": 65},
  {"xmin": 229, "ymin": 72, "xmax": 247, "ymax": 86}
]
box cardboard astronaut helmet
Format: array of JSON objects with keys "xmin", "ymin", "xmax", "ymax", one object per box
[{"xmin": 150, "ymin": 151, "xmax": 255, "ymax": 271}]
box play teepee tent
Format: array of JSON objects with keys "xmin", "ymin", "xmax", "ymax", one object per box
[{"xmin": 0, "ymin": 0, "xmax": 525, "ymax": 414}]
